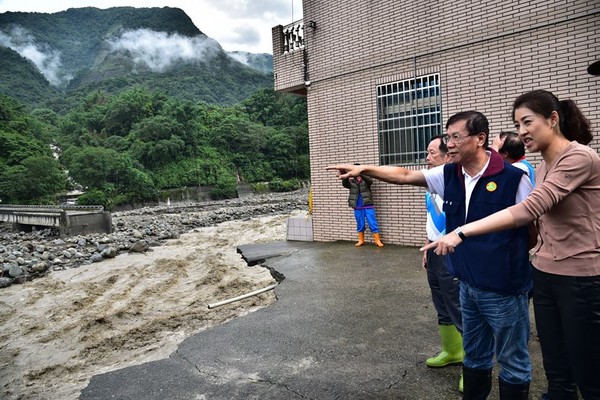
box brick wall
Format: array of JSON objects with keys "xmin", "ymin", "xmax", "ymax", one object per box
[
  {"xmin": 271, "ymin": 24, "xmax": 306, "ymax": 93},
  {"xmin": 274, "ymin": 0, "xmax": 600, "ymax": 246}
]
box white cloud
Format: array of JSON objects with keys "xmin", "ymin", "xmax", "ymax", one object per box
[
  {"xmin": 0, "ymin": 26, "xmax": 72, "ymax": 87},
  {"xmin": 0, "ymin": 0, "xmax": 304, "ymax": 54},
  {"xmin": 228, "ymin": 51, "xmax": 249, "ymax": 66},
  {"xmin": 108, "ymin": 28, "xmax": 220, "ymax": 72}
]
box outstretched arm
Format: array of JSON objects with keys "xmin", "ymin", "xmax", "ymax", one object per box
[
  {"xmin": 326, "ymin": 164, "xmax": 427, "ymax": 187},
  {"xmin": 420, "ymin": 208, "xmax": 517, "ymax": 255}
]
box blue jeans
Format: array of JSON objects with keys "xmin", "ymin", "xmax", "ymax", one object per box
[
  {"xmin": 460, "ymin": 282, "xmax": 532, "ymax": 384},
  {"xmin": 354, "ymin": 208, "xmax": 379, "ymax": 233}
]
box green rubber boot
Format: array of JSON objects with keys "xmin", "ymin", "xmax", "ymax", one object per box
[{"xmin": 426, "ymin": 324, "xmax": 464, "ymax": 368}]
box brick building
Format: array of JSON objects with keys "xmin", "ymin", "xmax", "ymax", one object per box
[{"xmin": 272, "ymin": 1, "xmax": 600, "ymax": 246}]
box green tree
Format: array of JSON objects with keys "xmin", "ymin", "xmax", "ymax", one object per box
[
  {"xmin": 102, "ymin": 87, "xmax": 165, "ymax": 136},
  {"xmin": 63, "ymin": 146, "xmax": 157, "ymax": 206},
  {"xmin": 120, "ymin": 167, "xmax": 158, "ymax": 204},
  {"xmin": 210, "ymin": 174, "xmax": 237, "ymax": 199},
  {"xmin": 265, "ymin": 129, "xmax": 300, "ymax": 179},
  {"xmin": 0, "ymin": 130, "xmax": 49, "ymax": 166},
  {"xmin": 0, "ymin": 95, "xmax": 60, "ymax": 175},
  {"xmin": 151, "ymin": 146, "xmax": 235, "ymax": 189},
  {"xmin": 64, "ymin": 147, "xmax": 123, "ymax": 189},
  {"xmin": 208, "ymin": 111, "xmax": 268, "ymax": 158},
  {"xmin": 0, "ymin": 155, "xmax": 67, "ymax": 203},
  {"xmin": 127, "ymin": 115, "xmax": 189, "ymax": 169},
  {"xmin": 77, "ymin": 188, "xmax": 110, "ymax": 208},
  {"xmin": 28, "ymin": 108, "xmax": 61, "ymax": 142},
  {"xmin": 243, "ymin": 88, "xmax": 308, "ymax": 127}
]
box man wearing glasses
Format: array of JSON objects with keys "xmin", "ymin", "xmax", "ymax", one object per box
[{"xmin": 327, "ymin": 111, "xmax": 534, "ymax": 399}]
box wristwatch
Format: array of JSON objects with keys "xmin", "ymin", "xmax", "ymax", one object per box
[{"xmin": 454, "ymin": 226, "xmax": 467, "ymax": 240}]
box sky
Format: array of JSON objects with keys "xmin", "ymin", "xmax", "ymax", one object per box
[{"xmin": 0, "ymin": 0, "xmax": 303, "ymax": 54}]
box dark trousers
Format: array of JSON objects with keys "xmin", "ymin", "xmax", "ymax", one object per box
[
  {"xmin": 533, "ymin": 268, "xmax": 600, "ymax": 399},
  {"xmin": 426, "ymin": 249, "xmax": 462, "ymax": 331}
]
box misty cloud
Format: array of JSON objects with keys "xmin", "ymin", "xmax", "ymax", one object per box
[
  {"xmin": 0, "ymin": 26, "xmax": 72, "ymax": 87},
  {"xmin": 107, "ymin": 29, "xmax": 221, "ymax": 73},
  {"xmin": 229, "ymin": 52, "xmax": 250, "ymax": 66}
]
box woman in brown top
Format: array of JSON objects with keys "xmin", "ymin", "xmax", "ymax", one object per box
[{"xmin": 423, "ymin": 89, "xmax": 599, "ymax": 400}]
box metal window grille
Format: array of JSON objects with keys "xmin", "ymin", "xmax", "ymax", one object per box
[{"xmin": 377, "ymin": 74, "xmax": 443, "ymax": 165}]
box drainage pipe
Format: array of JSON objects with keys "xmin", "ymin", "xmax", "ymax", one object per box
[{"xmin": 207, "ymin": 283, "xmax": 279, "ymax": 309}]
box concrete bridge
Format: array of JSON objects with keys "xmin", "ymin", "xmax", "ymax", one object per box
[{"xmin": 0, "ymin": 205, "xmax": 112, "ymax": 236}]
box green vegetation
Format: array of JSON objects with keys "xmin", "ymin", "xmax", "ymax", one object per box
[
  {"xmin": 0, "ymin": 7, "xmax": 308, "ymax": 208},
  {"xmin": 0, "ymin": 95, "xmax": 68, "ymax": 204},
  {"xmin": 0, "ymin": 87, "xmax": 308, "ymax": 208},
  {"xmin": 0, "ymin": 48, "xmax": 61, "ymax": 106}
]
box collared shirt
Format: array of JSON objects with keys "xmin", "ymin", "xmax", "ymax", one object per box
[
  {"xmin": 462, "ymin": 156, "xmax": 491, "ymax": 214},
  {"xmin": 422, "ymin": 151, "xmax": 533, "ymax": 221}
]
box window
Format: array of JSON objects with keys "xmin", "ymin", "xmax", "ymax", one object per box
[{"xmin": 376, "ymin": 74, "xmax": 443, "ymax": 165}]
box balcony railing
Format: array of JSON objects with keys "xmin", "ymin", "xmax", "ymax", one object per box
[{"xmin": 282, "ymin": 20, "xmax": 304, "ymax": 53}]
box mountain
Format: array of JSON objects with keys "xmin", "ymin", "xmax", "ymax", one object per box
[
  {"xmin": 0, "ymin": 46, "xmax": 61, "ymax": 105},
  {"xmin": 228, "ymin": 51, "xmax": 273, "ymax": 74},
  {"xmin": 0, "ymin": 7, "xmax": 274, "ymax": 109}
]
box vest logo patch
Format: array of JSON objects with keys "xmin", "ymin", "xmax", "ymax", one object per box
[{"xmin": 486, "ymin": 182, "xmax": 498, "ymax": 192}]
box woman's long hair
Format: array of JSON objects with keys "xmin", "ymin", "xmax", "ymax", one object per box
[{"xmin": 512, "ymin": 89, "xmax": 592, "ymax": 145}]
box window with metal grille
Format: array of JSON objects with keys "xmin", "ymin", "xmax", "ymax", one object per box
[{"xmin": 376, "ymin": 74, "xmax": 443, "ymax": 165}]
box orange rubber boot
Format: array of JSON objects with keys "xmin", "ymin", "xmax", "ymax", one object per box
[{"xmin": 355, "ymin": 232, "xmax": 365, "ymax": 247}]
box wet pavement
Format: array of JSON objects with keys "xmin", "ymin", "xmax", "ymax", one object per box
[{"xmin": 80, "ymin": 241, "xmax": 545, "ymax": 400}]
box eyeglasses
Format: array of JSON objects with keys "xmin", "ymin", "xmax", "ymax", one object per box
[{"xmin": 442, "ymin": 133, "xmax": 478, "ymax": 144}]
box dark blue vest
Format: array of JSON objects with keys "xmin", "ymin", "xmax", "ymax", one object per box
[{"xmin": 443, "ymin": 154, "xmax": 532, "ymax": 295}]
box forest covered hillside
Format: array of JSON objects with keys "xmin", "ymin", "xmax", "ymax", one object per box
[
  {"xmin": 0, "ymin": 7, "xmax": 274, "ymax": 108},
  {"xmin": 0, "ymin": 7, "xmax": 307, "ymax": 208}
]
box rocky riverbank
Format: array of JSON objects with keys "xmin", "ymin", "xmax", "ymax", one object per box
[{"xmin": 0, "ymin": 188, "xmax": 309, "ymax": 288}]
